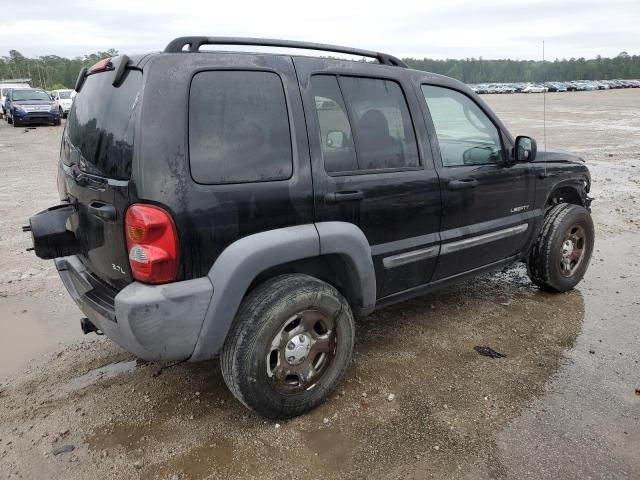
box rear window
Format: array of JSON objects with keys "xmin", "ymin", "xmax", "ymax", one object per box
[
  {"xmin": 189, "ymin": 70, "xmax": 292, "ymax": 184},
  {"xmin": 66, "ymin": 70, "xmax": 142, "ymax": 180}
]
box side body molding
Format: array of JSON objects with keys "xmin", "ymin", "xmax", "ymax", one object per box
[{"xmin": 189, "ymin": 222, "xmax": 376, "ymax": 361}]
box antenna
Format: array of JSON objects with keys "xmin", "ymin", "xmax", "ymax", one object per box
[
  {"xmin": 543, "ymin": 41, "xmax": 547, "ymax": 152},
  {"xmin": 543, "ymin": 40, "xmax": 547, "ymax": 176}
]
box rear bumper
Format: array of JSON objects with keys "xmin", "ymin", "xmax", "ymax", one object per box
[{"xmin": 56, "ymin": 256, "xmax": 213, "ymax": 362}]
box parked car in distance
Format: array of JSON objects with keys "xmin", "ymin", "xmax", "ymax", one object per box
[
  {"xmin": 27, "ymin": 37, "xmax": 594, "ymax": 419},
  {"xmin": 5, "ymin": 88, "xmax": 61, "ymax": 127},
  {"xmin": 50, "ymin": 89, "xmax": 75, "ymax": 118},
  {"xmin": 1, "ymin": 82, "xmax": 30, "ymax": 117},
  {"xmin": 522, "ymin": 83, "xmax": 546, "ymax": 93},
  {"xmin": 546, "ymin": 82, "xmax": 567, "ymax": 92}
]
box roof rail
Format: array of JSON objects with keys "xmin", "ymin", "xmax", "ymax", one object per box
[{"xmin": 163, "ymin": 36, "xmax": 408, "ymax": 68}]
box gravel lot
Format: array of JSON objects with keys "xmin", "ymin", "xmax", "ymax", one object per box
[{"xmin": 0, "ymin": 89, "xmax": 639, "ymax": 479}]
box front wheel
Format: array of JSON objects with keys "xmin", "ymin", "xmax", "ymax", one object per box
[
  {"xmin": 527, "ymin": 203, "xmax": 594, "ymax": 292},
  {"xmin": 221, "ymin": 274, "xmax": 355, "ymax": 419}
]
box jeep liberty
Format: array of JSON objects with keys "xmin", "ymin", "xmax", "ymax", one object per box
[{"xmin": 26, "ymin": 37, "xmax": 594, "ymax": 419}]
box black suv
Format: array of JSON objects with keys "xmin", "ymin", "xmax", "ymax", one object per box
[{"xmin": 27, "ymin": 37, "xmax": 594, "ymax": 419}]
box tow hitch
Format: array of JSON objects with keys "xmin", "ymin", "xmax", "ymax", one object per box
[
  {"xmin": 80, "ymin": 317, "xmax": 103, "ymax": 335},
  {"xmin": 23, "ymin": 204, "xmax": 82, "ymax": 259}
]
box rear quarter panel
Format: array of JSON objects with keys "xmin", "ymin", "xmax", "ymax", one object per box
[{"xmin": 134, "ymin": 53, "xmax": 314, "ymax": 280}]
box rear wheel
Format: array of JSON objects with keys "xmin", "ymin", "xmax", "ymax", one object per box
[
  {"xmin": 221, "ymin": 274, "xmax": 355, "ymax": 419},
  {"xmin": 527, "ymin": 203, "xmax": 594, "ymax": 292}
]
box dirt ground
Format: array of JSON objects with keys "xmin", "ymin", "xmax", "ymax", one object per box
[{"xmin": 0, "ymin": 89, "xmax": 639, "ymax": 480}]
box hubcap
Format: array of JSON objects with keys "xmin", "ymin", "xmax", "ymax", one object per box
[
  {"xmin": 559, "ymin": 224, "xmax": 586, "ymax": 277},
  {"xmin": 286, "ymin": 334, "xmax": 311, "ymax": 365},
  {"xmin": 266, "ymin": 310, "xmax": 337, "ymax": 395}
]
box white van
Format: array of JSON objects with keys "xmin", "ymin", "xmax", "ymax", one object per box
[
  {"xmin": 1, "ymin": 83, "xmax": 30, "ymax": 117},
  {"xmin": 50, "ymin": 89, "xmax": 75, "ymax": 118}
]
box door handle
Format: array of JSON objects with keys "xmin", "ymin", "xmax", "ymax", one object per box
[
  {"xmin": 448, "ymin": 179, "xmax": 479, "ymax": 190},
  {"xmin": 88, "ymin": 201, "xmax": 117, "ymax": 221},
  {"xmin": 324, "ymin": 191, "xmax": 364, "ymax": 204}
]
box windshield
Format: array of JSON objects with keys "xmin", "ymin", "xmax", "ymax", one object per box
[
  {"xmin": 58, "ymin": 91, "xmax": 72, "ymax": 99},
  {"xmin": 12, "ymin": 89, "xmax": 51, "ymax": 102}
]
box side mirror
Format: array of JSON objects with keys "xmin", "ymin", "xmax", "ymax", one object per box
[
  {"xmin": 515, "ymin": 136, "xmax": 537, "ymax": 162},
  {"xmin": 326, "ymin": 130, "xmax": 346, "ymax": 149}
]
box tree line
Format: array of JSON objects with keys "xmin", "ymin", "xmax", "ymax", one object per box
[
  {"xmin": 403, "ymin": 52, "xmax": 640, "ymax": 83},
  {"xmin": 0, "ymin": 49, "xmax": 119, "ymax": 90},
  {"xmin": 2, "ymin": 49, "xmax": 638, "ymax": 89}
]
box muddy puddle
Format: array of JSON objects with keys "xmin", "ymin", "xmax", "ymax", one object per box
[{"xmin": 0, "ymin": 294, "xmax": 83, "ymax": 380}]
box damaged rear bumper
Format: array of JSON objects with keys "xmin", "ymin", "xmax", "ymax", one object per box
[{"xmin": 56, "ymin": 256, "xmax": 213, "ymax": 362}]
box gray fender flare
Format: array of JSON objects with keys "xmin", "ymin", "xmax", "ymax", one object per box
[{"xmin": 189, "ymin": 222, "xmax": 376, "ymax": 361}]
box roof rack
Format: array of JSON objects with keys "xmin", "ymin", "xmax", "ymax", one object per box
[{"xmin": 163, "ymin": 36, "xmax": 408, "ymax": 68}]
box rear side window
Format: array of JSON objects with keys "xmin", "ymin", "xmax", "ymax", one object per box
[
  {"xmin": 66, "ymin": 70, "xmax": 141, "ymax": 180},
  {"xmin": 311, "ymin": 75, "xmax": 419, "ymax": 174},
  {"xmin": 189, "ymin": 71, "xmax": 292, "ymax": 185}
]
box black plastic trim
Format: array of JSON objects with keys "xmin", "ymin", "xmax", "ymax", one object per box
[{"xmin": 163, "ymin": 36, "xmax": 408, "ymax": 68}]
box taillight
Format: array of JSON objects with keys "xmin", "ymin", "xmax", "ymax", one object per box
[{"xmin": 125, "ymin": 204, "xmax": 179, "ymax": 284}]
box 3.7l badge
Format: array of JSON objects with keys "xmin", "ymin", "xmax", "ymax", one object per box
[{"xmin": 112, "ymin": 263, "xmax": 126, "ymax": 275}]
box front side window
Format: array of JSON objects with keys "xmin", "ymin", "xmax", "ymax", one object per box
[
  {"xmin": 311, "ymin": 75, "xmax": 419, "ymax": 174},
  {"xmin": 422, "ymin": 85, "xmax": 503, "ymax": 167},
  {"xmin": 189, "ymin": 71, "xmax": 292, "ymax": 185}
]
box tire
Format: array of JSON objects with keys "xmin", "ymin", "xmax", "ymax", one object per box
[
  {"xmin": 221, "ymin": 274, "xmax": 355, "ymax": 419},
  {"xmin": 54, "ymin": 118, "xmax": 61, "ymax": 126},
  {"xmin": 527, "ymin": 203, "xmax": 594, "ymax": 292},
  {"xmin": 12, "ymin": 118, "xmax": 20, "ymax": 127}
]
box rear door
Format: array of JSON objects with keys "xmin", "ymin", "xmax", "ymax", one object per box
[
  {"xmin": 294, "ymin": 57, "xmax": 442, "ymax": 298},
  {"xmin": 418, "ymin": 82, "xmax": 537, "ymax": 280},
  {"xmin": 133, "ymin": 52, "xmax": 314, "ymax": 280},
  {"xmin": 59, "ymin": 61, "xmax": 142, "ymax": 289}
]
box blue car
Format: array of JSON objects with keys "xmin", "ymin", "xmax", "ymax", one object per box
[{"xmin": 5, "ymin": 88, "xmax": 61, "ymax": 127}]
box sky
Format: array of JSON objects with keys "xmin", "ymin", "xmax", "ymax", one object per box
[{"xmin": 1, "ymin": 0, "xmax": 639, "ymax": 60}]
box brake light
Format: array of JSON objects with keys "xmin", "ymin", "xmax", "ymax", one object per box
[
  {"xmin": 88, "ymin": 57, "xmax": 113, "ymax": 74},
  {"xmin": 125, "ymin": 204, "xmax": 179, "ymax": 284}
]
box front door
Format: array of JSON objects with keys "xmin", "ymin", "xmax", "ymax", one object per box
[
  {"xmin": 294, "ymin": 58, "xmax": 442, "ymax": 298},
  {"xmin": 420, "ymin": 84, "xmax": 538, "ymax": 280}
]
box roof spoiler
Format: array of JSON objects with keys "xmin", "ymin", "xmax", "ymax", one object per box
[{"xmin": 163, "ymin": 36, "xmax": 408, "ymax": 68}]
